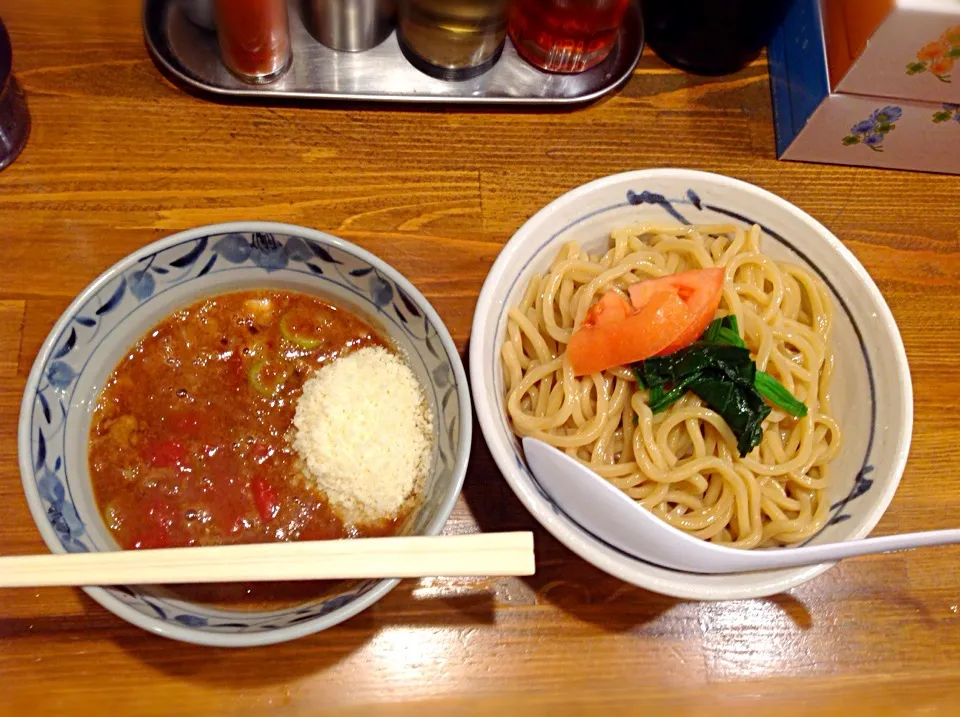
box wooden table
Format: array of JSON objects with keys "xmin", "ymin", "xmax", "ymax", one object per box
[{"xmin": 2, "ymin": 2, "xmax": 960, "ymax": 715}]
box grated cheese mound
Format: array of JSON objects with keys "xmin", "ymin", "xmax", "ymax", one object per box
[{"xmin": 292, "ymin": 346, "xmax": 433, "ymax": 524}]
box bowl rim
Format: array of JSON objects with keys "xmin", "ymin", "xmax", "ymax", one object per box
[
  {"xmin": 18, "ymin": 221, "xmax": 472, "ymax": 647},
  {"xmin": 470, "ymin": 168, "xmax": 913, "ymax": 600}
]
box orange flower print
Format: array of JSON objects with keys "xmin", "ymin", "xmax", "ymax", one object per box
[
  {"xmin": 907, "ymin": 30, "xmax": 958, "ymax": 83},
  {"xmin": 917, "ymin": 40, "xmax": 948, "ymax": 61},
  {"xmin": 930, "ymin": 57, "xmax": 955, "ymax": 76}
]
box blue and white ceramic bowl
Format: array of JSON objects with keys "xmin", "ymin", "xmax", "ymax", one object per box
[
  {"xmin": 18, "ymin": 222, "xmax": 471, "ymax": 646},
  {"xmin": 470, "ymin": 169, "xmax": 913, "ymax": 600}
]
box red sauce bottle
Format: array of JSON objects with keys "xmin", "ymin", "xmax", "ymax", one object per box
[
  {"xmin": 215, "ymin": 0, "xmax": 292, "ymax": 83},
  {"xmin": 508, "ymin": 0, "xmax": 630, "ymax": 74}
]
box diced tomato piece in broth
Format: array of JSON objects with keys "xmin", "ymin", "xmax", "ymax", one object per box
[
  {"xmin": 142, "ymin": 439, "xmax": 187, "ymax": 469},
  {"xmin": 133, "ymin": 499, "xmax": 177, "ymax": 549},
  {"xmin": 251, "ymin": 477, "xmax": 280, "ymax": 522}
]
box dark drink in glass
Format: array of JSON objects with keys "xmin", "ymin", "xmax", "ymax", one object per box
[
  {"xmin": 509, "ymin": 0, "xmax": 630, "ymax": 74},
  {"xmin": 642, "ymin": 0, "xmax": 793, "ymax": 76}
]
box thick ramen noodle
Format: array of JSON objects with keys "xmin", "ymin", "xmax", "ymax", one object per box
[{"xmin": 501, "ymin": 224, "xmax": 842, "ymax": 548}]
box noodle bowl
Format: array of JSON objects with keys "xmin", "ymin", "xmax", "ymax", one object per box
[{"xmin": 501, "ymin": 223, "xmax": 842, "ymax": 548}]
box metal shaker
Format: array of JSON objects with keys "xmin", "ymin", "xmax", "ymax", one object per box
[{"xmin": 302, "ymin": 0, "xmax": 395, "ymax": 52}]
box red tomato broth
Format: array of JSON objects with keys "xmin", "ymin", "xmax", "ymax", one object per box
[{"xmin": 89, "ymin": 290, "xmax": 412, "ymax": 564}]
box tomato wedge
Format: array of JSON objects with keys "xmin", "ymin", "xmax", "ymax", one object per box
[
  {"xmin": 568, "ymin": 291, "xmax": 692, "ymax": 375},
  {"xmin": 627, "ymin": 268, "xmax": 725, "ymax": 355},
  {"xmin": 567, "ymin": 268, "xmax": 726, "ymax": 376}
]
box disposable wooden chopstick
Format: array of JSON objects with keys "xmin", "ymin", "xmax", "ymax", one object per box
[{"xmin": 0, "ymin": 532, "xmax": 535, "ymax": 588}]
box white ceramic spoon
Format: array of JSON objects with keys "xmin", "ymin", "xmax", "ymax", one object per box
[{"xmin": 523, "ymin": 438, "xmax": 960, "ymax": 574}]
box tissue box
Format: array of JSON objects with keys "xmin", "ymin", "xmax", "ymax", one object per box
[
  {"xmin": 769, "ymin": 0, "xmax": 960, "ymax": 174},
  {"xmin": 824, "ymin": 0, "xmax": 960, "ymax": 104}
]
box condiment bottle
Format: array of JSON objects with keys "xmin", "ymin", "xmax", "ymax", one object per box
[
  {"xmin": 398, "ymin": 0, "xmax": 509, "ymax": 81},
  {"xmin": 302, "ymin": 0, "xmax": 395, "ymax": 52},
  {"xmin": 0, "ymin": 17, "xmax": 29, "ymax": 171},
  {"xmin": 641, "ymin": 0, "xmax": 792, "ymax": 76},
  {"xmin": 215, "ymin": 0, "xmax": 292, "ymax": 83},
  {"xmin": 509, "ymin": 0, "xmax": 630, "ymax": 74}
]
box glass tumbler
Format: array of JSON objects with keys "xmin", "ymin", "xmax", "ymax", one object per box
[
  {"xmin": 215, "ymin": 0, "xmax": 292, "ymax": 83},
  {"xmin": 398, "ymin": 0, "xmax": 509, "ymax": 81},
  {"xmin": 509, "ymin": 0, "xmax": 630, "ymax": 74}
]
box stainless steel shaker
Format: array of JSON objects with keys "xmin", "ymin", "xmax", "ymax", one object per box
[{"xmin": 302, "ymin": 0, "xmax": 395, "ymax": 52}]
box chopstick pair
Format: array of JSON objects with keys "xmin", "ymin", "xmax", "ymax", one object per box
[{"xmin": 0, "ymin": 532, "xmax": 535, "ymax": 588}]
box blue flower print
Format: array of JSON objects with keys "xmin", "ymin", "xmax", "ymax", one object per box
[
  {"xmin": 283, "ymin": 236, "xmax": 314, "ymax": 261},
  {"xmin": 48, "ymin": 501, "xmax": 85, "ymax": 543},
  {"xmin": 38, "ymin": 465, "xmax": 85, "ymax": 545},
  {"xmin": 871, "ymin": 106, "xmax": 903, "ymax": 124},
  {"xmin": 174, "ymin": 614, "xmax": 209, "ymax": 627},
  {"xmin": 319, "ymin": 593, "xmax": 359, "ymax": 615},
  {"xmin": 250, "ymin": 233, "xmax": 288, "ymax": 272},
  {"xmin": 212, "ymin": 233, "xmax": 253, "ymax": 263},
  {"xmin": 432, "ymin": 363, "xmax": 450, "ymax": 388},
  {"xmin": 46, "ymin": 361, "xmax": 76, "ymax": 390},
  {"xmin": 842, "ymin": 106, "xmax": 901, "ymax": 152},
  {"xmin": 129, "ymin": 269, "xmax": 156, "ymax": 300},
  {"xmin": 370, "ymin": 274, "xmax": 394, "ymax": 308},
  {"xmin": 37, "ymin": 466, "xmax": 65, "ymax": 505}
]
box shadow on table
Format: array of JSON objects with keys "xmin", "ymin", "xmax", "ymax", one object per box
[
  {"xmin": 0, "ymin": 583, "xmax": 499, "ymax": 688},
  {"xmin": 460, "ymin": 410, "xmax": 684, "ymax": 633},
  {"xmin": 458, "ymin": 346, "xmax": 815, "ymax": 635},
  {"xmin": 111, "ymin": 585, "xmax": 496, "ymax": 686},
  {"xmin": 458, "ymin": 341, "xmax": 682, "ymax": 633}
]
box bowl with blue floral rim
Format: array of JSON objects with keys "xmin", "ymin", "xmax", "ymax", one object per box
[
  {"xmin": 470, "ymin": 168, "xmax": 913, "ymax": 601},
  {"xmin": 17, "ymin": 221, "xmax": 471, "ymax": 647}
]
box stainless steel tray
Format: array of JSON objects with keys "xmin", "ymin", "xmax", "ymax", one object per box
[{"xmin": 143, "ymin": 0, "xmax": 644, "ymax": 105}]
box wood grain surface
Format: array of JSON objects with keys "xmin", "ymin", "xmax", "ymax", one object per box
[{"xmin": 2, "ymin": 2, "xmax": 960, "ymax": 715}]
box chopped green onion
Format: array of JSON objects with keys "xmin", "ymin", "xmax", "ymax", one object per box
[
  {"xmin": 631, "ymin": 363, "xmax": 646, "ymax": 389},
  {"xmin": 249, "ymin": 359, "xmax": 288, "ymax": 397},
  {"xmin": 280, "ymin": 311, "xmax": 323, "ymax": 349}
]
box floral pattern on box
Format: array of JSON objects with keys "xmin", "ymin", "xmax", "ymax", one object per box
[
  {"xmin": 933, "ymin": 103, "xmax": 960, "ymax": 124},
  {"xmin": 906, "ymin": 25, "xmax": 960, "ymax": 83},
  {"xmin": 842, "ymin": 106, "xmax": 902, "ymax": 152}
]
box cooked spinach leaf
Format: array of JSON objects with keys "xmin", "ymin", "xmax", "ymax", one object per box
[
  {"xmin": 756, "ymin": 371, "xmax": 808, "ymax": 418},
  {"xmin": 689, "ymin": 375, "xmax": 770, "ymax": 456},
  {"xmin": 630, "ymin": 313, "xmax": 806, "ymax": 456}
]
